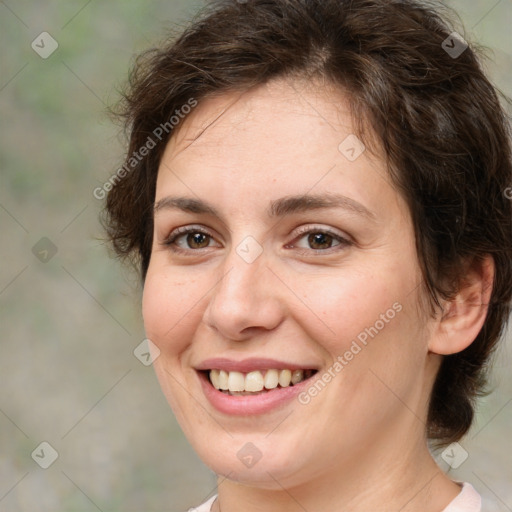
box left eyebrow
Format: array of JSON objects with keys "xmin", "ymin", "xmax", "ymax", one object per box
[
  {"xmin": 153, "ymin": 193, "xmax": 376, "ymax": 220},
  {"xmin": 268, "ymin": 193, "xmax": 376, "ymax": 220}
]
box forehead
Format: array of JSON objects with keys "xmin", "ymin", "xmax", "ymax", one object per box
[
  {"xmin": 164, "ymin": 78, "xmax": 361, "ymax": 165},
  {"xmin": 155, "ymin": 78, "xmax": 399, "ymax": 221}
]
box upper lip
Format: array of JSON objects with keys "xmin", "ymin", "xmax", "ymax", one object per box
[{"xmin": 195, "ymin": 357, "xmax": 319, "ymax": 373}]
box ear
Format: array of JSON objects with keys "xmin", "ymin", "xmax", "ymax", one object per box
[{"xmin": 428, "ymin": 255, "xmax": 494, "ymax": 355}]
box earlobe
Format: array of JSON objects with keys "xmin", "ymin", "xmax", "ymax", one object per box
[{"xmin": 428, "ymin": 255, "xmax": 494, "ymax": 355}]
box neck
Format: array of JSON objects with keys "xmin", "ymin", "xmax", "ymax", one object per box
[{"xmin": 213, "ymin": 427, "xmax": 460, "ymax": 512}]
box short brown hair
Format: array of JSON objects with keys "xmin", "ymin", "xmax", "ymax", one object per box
[{"xmin": 104, "ymin": 0, "xmax": 512, "ymax": 446}]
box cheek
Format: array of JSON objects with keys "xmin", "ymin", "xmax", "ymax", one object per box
[
  {"xmin": 295, "ymin": 268, "xmax": 406, "ymax": 354},
  {"xmin": 142, "ymin": 269, "xmax": 207, "ymax": 426},
  {"xmin": 292, "ymin": 257, "xmax": 427, "ymax": 399},
  {"xmin": 142, "ymin": 270, "xmax": 203, "ymax": 355},
  {"xmin": 300, "ymin": 269, "xmax": 427, "ymax": 411}
]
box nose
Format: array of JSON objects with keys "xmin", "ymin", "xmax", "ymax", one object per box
[{"xmin": 202, "ymin": 244, "xmax": 286, "ymax": 341}]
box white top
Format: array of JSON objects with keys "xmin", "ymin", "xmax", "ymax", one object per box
[
  {"xmin": 188, "ymin": 495, "xmax": 217, "ymax": 512},
  {"xmin": 188, "ymin": 482, "xmax": 481, "ymax": 512},
  {"xmin": 441, "ymin": 483, "xmax": 481, "ymax": 512}
]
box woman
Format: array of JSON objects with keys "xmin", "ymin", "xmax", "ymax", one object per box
[{"xmin": 104, "ymin": 0, "xmax": 512, "ymax": 510}]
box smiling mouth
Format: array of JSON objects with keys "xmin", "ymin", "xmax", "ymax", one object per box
[{"xmin": 203, "ymin": 368, "xmax": 318, "ymax": 396}]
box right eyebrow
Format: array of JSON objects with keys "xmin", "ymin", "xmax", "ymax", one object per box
[{"xmin": 154, "ymin": 196, "xmax": 220, "ymax": 216}]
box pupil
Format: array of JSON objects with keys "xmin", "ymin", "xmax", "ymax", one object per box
[
  {"xmin": 308, "ymin": 232, "xmax": 332, "ymax": 249},
  {"xmin": 188, "ymin": 233, "xmax": 209, "ymax": 248}
]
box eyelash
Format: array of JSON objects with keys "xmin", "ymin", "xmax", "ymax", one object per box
[{"xmin": 162, "ymin": 225, "xmax": 352, "ymax": 256}]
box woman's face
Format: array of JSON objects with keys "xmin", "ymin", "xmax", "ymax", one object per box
[{"xmin": 143, "ymin": 79, "xmax": 436, "ymax": 489}]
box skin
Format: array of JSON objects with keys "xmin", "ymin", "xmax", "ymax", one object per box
[{"xmin": 142, "ymin": 78, "xmax": 493, "ymax": 511}]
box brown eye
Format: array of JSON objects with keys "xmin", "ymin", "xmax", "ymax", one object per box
[
  {"xmin": 163, "ymin": 226, "xmax": 219, "ymax": 254},
  {"xmin": 186, "ymin": 232, "xmax": 211, "ymax": 249},
  {"xmin": 289, "ymin": 226, "xmax": 351, "ymax": 254},
  {"xmin": 307, "ymin": 232, "xmax": 335, "ymax": 250}
]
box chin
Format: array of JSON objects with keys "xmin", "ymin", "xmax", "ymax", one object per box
[{"xmin": 191, "ymin": 433, "xmax": 315, "ymax": 489}]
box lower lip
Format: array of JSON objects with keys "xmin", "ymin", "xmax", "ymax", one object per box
[{"xmin": 197, "ymin": 371, "xmax": 315, "ymax": 416}]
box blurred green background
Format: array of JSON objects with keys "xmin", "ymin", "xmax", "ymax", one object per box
[{"xmin": 0, "ymin": 1, "xmax": 510, "ymax": 511}]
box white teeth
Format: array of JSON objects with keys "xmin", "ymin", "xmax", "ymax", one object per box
[
  {"xmin": 264, "ymin": 369, "xmax": 279, "ymax": 389},
  {"xmin": 291, "ymin": 369, "xmax": 304, "ymax": 385},
  {"xmin": 210, "ymin": 369, "xmax": 220, "ymax": 389},
  {"xmin": 208, "ymin": 368, "xmax": 311, "ymax": 393},
  {"xmin": 227, "ymin": 371, "xmax": 245, "ymax": 392},
  {"xmin": 245, "ymin": 371, "xmax": 264, "ymax": 392},
  {"xmin": 218, "ymin": 370, "xmax": 229, "ymax": 390},
  {"xmin": 278, "ymin": 369, "xmax": 292, "ymax": 387}
]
